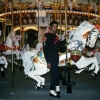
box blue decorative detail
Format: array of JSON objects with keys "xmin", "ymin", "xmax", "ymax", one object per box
[{"xmin": 97, "ymin": 34, "xmax": 100, "ymax": 37}]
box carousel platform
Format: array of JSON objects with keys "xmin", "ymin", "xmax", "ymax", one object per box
[{"xmin": 0, "ymin": 65, "xmax": 100, "ymax": 100}]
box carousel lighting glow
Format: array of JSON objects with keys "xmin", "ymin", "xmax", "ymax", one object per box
[
  {"xmin": 14, "ymin": 27, "xmax": 38, "ymax": 31},
  {"xmin": 0, "ymin": 10, "xmax": 99, "ymax": 21}
]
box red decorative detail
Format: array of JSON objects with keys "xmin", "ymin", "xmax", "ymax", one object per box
[
  {"xmin": 4, "ymin": 45, "xmax": 12, "ymax": 51},
  {"xmin": 71, "ymin": 55, "xmax": 81, "ymax": 62},
  {"xmin": 43, "ymin": 36, "xmax": 47, "ymax": 42},
  {"xmin": 82, "ymin": 31, "xmax": 90, "ymax": 38},
  {"xmin": 0, "ymin": 44, "xmax": 6, "ymax": 52},
  {"xmin": 54, "ymin": 35, "xmax": 59, "ymax": 44},
  {"xmin": 13, "ymin": 45, "xmax": 20, "ymax": 51},
  {"xmin": 95, "ymin": 24, "xmax": 100, "ymax": 33}
]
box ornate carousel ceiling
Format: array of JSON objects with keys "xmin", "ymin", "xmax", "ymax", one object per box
[{"xmin": 0, "ymin": 0, "xmax": 100, "ymax": 27}]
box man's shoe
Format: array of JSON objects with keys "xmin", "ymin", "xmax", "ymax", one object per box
[
  {"xmin": 56, "ymin": 91, "xmax": 60, "ymax": 96},
  {"xmin": 49, "ymin": 93, "xmax": 60, "ymax": 98},
  {"xmin": 91, "ymin": 72, "xmax": 97, "ymax": 79}
]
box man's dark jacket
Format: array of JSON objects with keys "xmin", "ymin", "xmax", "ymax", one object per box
[{"xmin": 43, "ymin": 32, "xmax": 66, "ymax": 63}]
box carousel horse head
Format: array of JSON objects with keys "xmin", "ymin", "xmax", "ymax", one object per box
[
  {"xmin": 4, "ymin": 31, "xmax": 16, "ymax": 47},
  {"xmin": 77, "ymin": 20, "xmax": 94, "ymax": 36},
  {"xmin": 13, "ymin": 34, "xmax": 22, "ymax": 42},
  {"xmin": 87, "ymin": 25, "xmax": 100, "ymax": 48}
]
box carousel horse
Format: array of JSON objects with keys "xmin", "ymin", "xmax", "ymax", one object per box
[
  {"xmin": 66, "ymin": 21, "xmax": 100, "ymax": 79},
  {"xmin": 22, "ymin": 43, "xmax": 50, "ymax": 90},
  {"xmin": 3, "ymin": 32, "xmax": 21, "ymax": 60}
]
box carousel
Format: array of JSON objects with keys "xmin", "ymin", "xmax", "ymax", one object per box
[{"xmin": 0, "ymin": 0, "xmax": 100, "ymax": 93}]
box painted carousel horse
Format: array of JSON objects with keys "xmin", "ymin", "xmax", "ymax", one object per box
[
  {"xmin": 22, "ymin": 43, "xmax": 50, "ymax": 90},
  {"xmin": 66, "ymin": 21, "xmax": 100, "ymax": 79},
  {"xmin": 3, "ymin": 32, "xmax": 21, "ymax": 60},
  {"xmin": 86, "ymin": 27, "xmax": 100, "ymax": 68}
]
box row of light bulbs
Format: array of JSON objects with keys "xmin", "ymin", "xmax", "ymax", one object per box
[{"xmin": 0, "ymin": 10, "xmax": 99, "ymax": 17}]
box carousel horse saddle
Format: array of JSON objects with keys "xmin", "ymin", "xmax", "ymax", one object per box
[{"xmin": 71, "ymin": 50, "xmax": 82, "ymax": 62}]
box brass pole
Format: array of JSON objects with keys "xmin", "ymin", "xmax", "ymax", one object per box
[
  {"xmin": 38, "ymin": 0, "xmax": 40, "ymax": 42},
  {"xmin": 64, "ymin": 0, "xmax": 68, "ymax": 42},
  {"xmin": 11, "ymin": 0, "xmax": 14, "ymax": 93},
  {"xmin": 98, "ymin": 3, "xmax": 100, "ymax": 24},
  {"xmin": 4, "ymin": 0, "xmax": 8, "ymax": 42},
  {"xmin": 60, "ymin": 0, "xmax": 62, "ymax": 37},
  {"xmin": 71, "ymin": 0, "xmax": 73, "ymax": 29},
  {"xmin": 20, "ymin": 1, "xmax": 22, "ymax": 47},
  {"xmin": 57, "ymin": 0, "xmax": 59, "ymax": 21},
  {"xmin": 88, "ymin": 0, "xmax": 90, "ymax": 22},
  {"xmin": 54, "ymin": 0, "xmax": 57, "ymax": 20}
]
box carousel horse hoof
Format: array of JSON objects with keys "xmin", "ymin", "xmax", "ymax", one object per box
[
  {"xmin": 91, "ymin": 73, "xmax": 97, "ymax": 79},
  {"xmin": 41, "ymin": 85, "xmax": 45, "ymax": 89},
  {"xmin": 49, "ymin": 93, "xmax": 61, "ymax": 98},
  {"xmin": 56, "ymin": 91, "xmax": 60, "ymax": 96},
  {"xmin": 25, "ymin": 75, "xmax": 28, "ymax": 79},
  {"xmin": 35, "ymin": 85, "xmax": 40, "ymax": 90}
]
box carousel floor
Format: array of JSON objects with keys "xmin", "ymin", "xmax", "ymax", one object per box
[{"xmin": 0, "ymin": 65, "xmax": 100, "ymax": 100}]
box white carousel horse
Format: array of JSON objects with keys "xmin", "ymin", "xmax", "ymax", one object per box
[
  {"xmin": 66, "ymin": 22, "xmax": 100, "ymax": 79},
  {"xmin": 3, "ymin": 32, "xmax": 21, "ymax": 60},
  {"xmin": 22, "ymin": 43, "xmax": 50, "ymax": 90}
]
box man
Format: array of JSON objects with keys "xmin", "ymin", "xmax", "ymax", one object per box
[{"xmin": 43, "ymin": 21, "xmax": 66, "ymax": 97}]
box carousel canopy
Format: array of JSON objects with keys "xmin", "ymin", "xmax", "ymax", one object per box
[{"xmin": 0, "ymin": 0, "xmax": 99, "ymax": 28}]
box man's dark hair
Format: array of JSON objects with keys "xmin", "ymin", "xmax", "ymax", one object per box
[{"xmin": 49, "ymin": 21, "xmax": 58, "ymax": 27}]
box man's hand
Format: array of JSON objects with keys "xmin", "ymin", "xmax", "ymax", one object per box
[{"xmin": 47, "ymin": 63, "xmax": 51, "ymax": 69}]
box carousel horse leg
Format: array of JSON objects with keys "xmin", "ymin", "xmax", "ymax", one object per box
[
  {"xmin": 1, "ymin": 68, "xmax": 5, "ymax": 77},
  {"xmin": 28, "ymin": 71, "xmax": 42, "ymax": 90},
  {"xmin": 0, "ymin": 64, "xmax": 5, "ymax": 77},
  {"xmin": 35, "ymin": 76, "xmax": 45, "ymax": 88}
]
